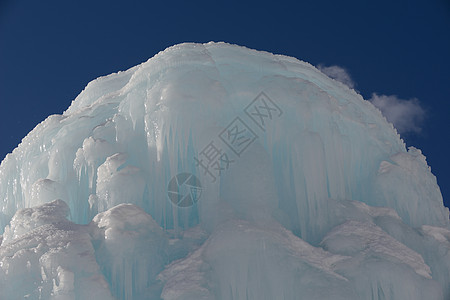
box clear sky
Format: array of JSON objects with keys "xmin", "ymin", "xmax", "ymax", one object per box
[{"xmin": 1, "ymin": 0, "xmax": 449, "ymax": 208}]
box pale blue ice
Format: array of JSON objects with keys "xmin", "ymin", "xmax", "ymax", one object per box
[{"xmin": 0, "ymin": 42, "xmax": 449, "ymax": 299}]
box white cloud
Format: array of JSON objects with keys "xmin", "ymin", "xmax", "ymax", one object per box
[
  {"xmin": 317, "ymin": 65, "xmax": 356, "ymax": 89},
  {"xmin": 368, "ymin": 93, "xmax": 426, "ymax": 134},
  {"xmin": 317, "ymin": 64, "xmax": 426, "ymax": 135}
]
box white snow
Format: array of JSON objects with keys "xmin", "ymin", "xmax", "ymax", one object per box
[
  {"xmin": 0, "ymin": 42, "xmax": 449, "ymax": 299},
  {"xmin": 0, "ymin": 200, "xmax": 113, "ymax": 300}
]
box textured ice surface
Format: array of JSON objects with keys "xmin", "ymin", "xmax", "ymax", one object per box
[{"xmin": 1, "ymin": 42, "xmax": 449, "ymax": 299}]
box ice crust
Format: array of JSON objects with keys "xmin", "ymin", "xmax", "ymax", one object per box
[{"xmin": 0, "ymin": 42, "xmax": 449, "ymax": 299}]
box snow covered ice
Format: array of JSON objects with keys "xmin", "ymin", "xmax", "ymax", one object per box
[{"xmin": 0, "ymin": 42, "xmax": 449, "ymax": 299}]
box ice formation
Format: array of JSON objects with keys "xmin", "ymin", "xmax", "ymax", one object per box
[{"xmin": 0, "ymin": 42, "xmax": 449, "ymax": 299}]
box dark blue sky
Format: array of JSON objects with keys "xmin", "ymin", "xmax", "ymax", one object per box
[{"xmin": 1, "ymin": 0, "xmax": 449, "ymax": 208}]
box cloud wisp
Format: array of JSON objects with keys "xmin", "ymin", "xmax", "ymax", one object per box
[
  {"xmin": 317, "ymin": 64, "xmax": 426, "ymax": 135},
  {"xmin": 317, "ymin": 65, "xmax": 356, "ymax": 89},
  {"xmin": 368, "ymin": 93, "xmax": 426, "ymax": 134}
]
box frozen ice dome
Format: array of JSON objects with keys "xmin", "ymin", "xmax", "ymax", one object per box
[{"xmin": 0, "ymin": 42, "xmax": 449, "ymax": 299}]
